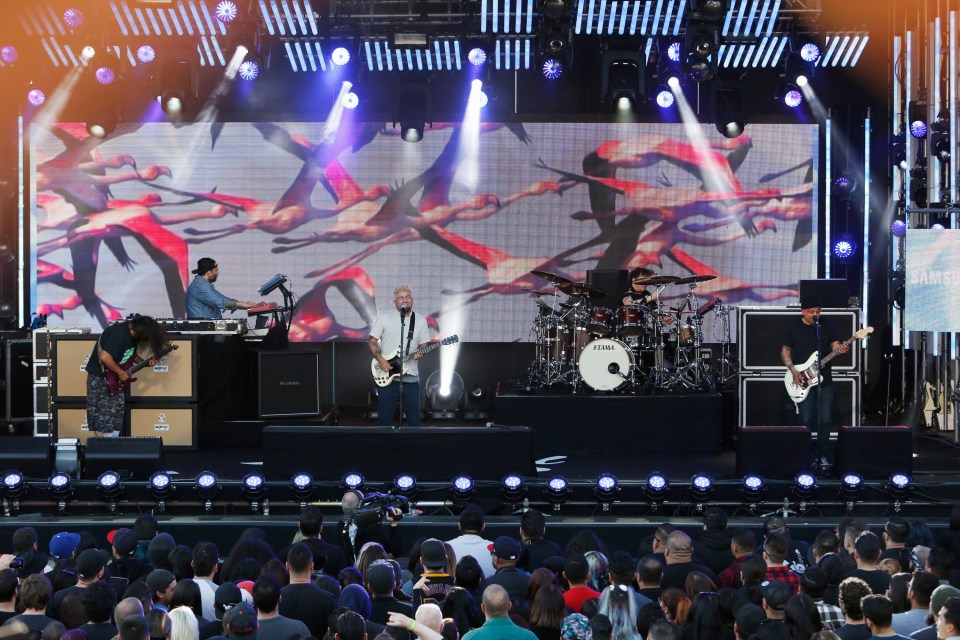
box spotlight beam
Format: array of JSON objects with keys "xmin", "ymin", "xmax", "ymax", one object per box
[{"xmin": 669, "ymin": 83, "xmax": 738, "ymax": 193}]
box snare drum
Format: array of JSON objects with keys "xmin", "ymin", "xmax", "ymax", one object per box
[
  {"xmin": 617, "ymin": 305, "xmax": 648, "ymax": 337},
  {"xmin": 678, "ymin": 324, "xmax": 695, "ymax": 344},
  {"xmin": 578, "ymin": 337, "xmax": 635, "ymax": 391},
  {"xmin": 587, "ymin": 307, "xmax": 614, "ymax": 335}
]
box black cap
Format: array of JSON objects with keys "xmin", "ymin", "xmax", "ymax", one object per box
[{"xmin": 192, "ymin": 258, "xmax": 217, "ymax": 276}]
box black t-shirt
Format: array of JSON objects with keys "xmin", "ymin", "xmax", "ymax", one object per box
[
  {"xmin": 4, "ymin": 613, "xmax": 57, "ymax": 631},
  {"xmin": 78, "ymin": 622, "xmax": 118, "ymax": 640},
  {"xmin": 86, "ymin": 322, "xmax": 136, "ymax": 377},
  {"xmin": 279, "ymin": 582, "xmax": 336, "ymax": 638},
  {"xmin": 835, "ymin": 623, "xmax": 872, "ymax": 640},
  {"xmin": 518, "ymin": 539, "xmax": 563, "ymax": 573},
  {"xmin": 47, "ymin": 584, "xmax": 84, "ymax": 620},
  {"xmin": 781, "ymin": 316, "xmax": 841, "ymax": 384},
  {"xmin": 0, "ymin": 612, "xmax": 16, "ymax": 625},
  {"xmin": 844, "ymin": 568, "xmax": 891, "ymax": 596}
]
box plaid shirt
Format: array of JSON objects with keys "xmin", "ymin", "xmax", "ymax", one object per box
[
  {"xmin": 766, "ymin": 564, "xmax": 802, "ymax": 594},
  {"xmin": 817, "ymin": 601, "xmax": 844, "ymax": 630},
  {"xmin": 719, "ymin": 555, "xmax": 748, "ymax": 589}
]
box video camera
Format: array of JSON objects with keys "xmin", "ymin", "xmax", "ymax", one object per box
[{"xmin": 347, "ymin": 492, "xmax": 410, "ymax": 529}]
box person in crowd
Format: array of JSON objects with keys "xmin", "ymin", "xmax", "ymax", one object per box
[
  {"xmin": 528, "ymin": 584, "xmax": 565, "ymax": 640},
  {"xmin": 894, "ymin": 572, "xmax": 941, "ymax": 636},
  {"xmin": 457, "ymin": 585, "xmax": 537, "ymax": 640},
  {"xmin": 3, "ymin": 574, "xmax": 56, "ymax": 631},
  {"xmin": 763, "ymin": 535, "xmax": 801, "ymax": 594},
  {"xmin": 0, "ymin": 569, "xmax": 17, "ymax": 625},
  {"xmin": 146, "ymin": 570, "xmax": 177, "ymax": 614},
  {"xmin": 251, "ymin": 573, "xmax": 309, "ymax": 638},
  {"xmin": 761, "ymin": 580, "xmax": 792, "ymax": 622},
  {"xmin": 801, "ymin": 566, "xmax": 844, "ymax": 630},
  {"xmin": 636, "ymin": 554, "xmax": 664, "ymax": 602},
  {"xmin": 77, "ymin": 580, "xmax": 118, "ymax": 640},
  {"xmin": 681, "ymin": 591, "xmax": 730, "ymax": 640},
  {"xmin": 882, "ymin": 519, "xmax": 913, "ymax": 569},
  {"xmin": 848, "ymin": 533, "xmax": 892, "ymax": 595},
  {"xmin": 562, "ymin": 554, "xmax": 600, "ymax": 613},
  {"xmin": 719, "ymin": 529, "xmax": 757, "ymax": 589},
  {"xmin": 660, "ymin": 588, "xmax": 691, "ymax": 626},
  {"xmin": 694, "ymin": 508, "xmax": 735, "ymax": 576},
  {"xmin": 597, "ymin": 585, "xmax": 642, "ymax": 640},
  {"xmin": 517, "ymin": 511, "xmax": 562, "ymax": 573},
  {"xmin": 734, "ymin": 604, "xmax": 767, "ymax": 640},
  {"xmin": 485, "ymin": 537, "xmax": 531, "ymax": 609},
  {"xmin": 935, "ymin": 597, "xmax": 960, "ymax": 640},
  {"xmin": 784, "ymin": 593, "xmax": 823, "ymax": 640},
  {"xmin": 661, "ymin": 532, "xmax": 719, "ymax": 590},
  {"xmin": 910, "ymin": 585, "xmax": 960, "ymax": 640},
  {"xmin": 446, "ymin": 506, "xmax": 495, "ymax": 579},
  {"xmin": 168, "ymin": 605, "xmax": 199, "ymax": 640},
  {"xmin": 836, "ymin": 577, "xmax": 874, "ymax": 640}
]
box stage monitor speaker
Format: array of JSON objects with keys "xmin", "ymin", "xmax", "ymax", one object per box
[
  {"xmin": 835, "ymin": 425, "xmax": 912, "ymax": 479},
  {"xmin": 52, "ymin": 336, "xmax": 97, "ymax": 401},
  {"xmin": 129, "ymin": 338, "xmax": 197, "ymax": 401},
  {"xmin": 128, "ymin": 405, "xmax": 197, "ymax": 450},
  {"xmin": 258, "ymin": 351, "xmax": 320, "ymax": 418},
  {"xmin": 0, "ymin": 437, "xmax": 51, "ymax": 478},
  {"xmin": 737, "ymin": 307, "xmax": 860, "ymax": 372},
  {"xmin": 736, "ymin": 425, "xmax": 810, "ymax": 478},
  {"xmin": 586, "ymin": 269, "xmax": 628, "ymax": 310},
  {"xmin": 739, "ymin": 375, "xmax": 859, "ymax": 428},
  {"xmin": 84, "ymin": 437, "xmax": 163, "ymax": 480}
]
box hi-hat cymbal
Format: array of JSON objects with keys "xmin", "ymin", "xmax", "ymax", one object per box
[
  {"xmin": 634, "ymin": 275, "xmax": 680, "ymax": 285},
  {"xmin": 674, "ymin": 274, "xmax": 717, "ymax": 285},
  {"xmin": 522, "ymin": 288, "xmax": 553, "ymax": 296},
  {"xmin": 531, "ymin": 270, "xmax": 572, "ymax": 286},
  {"xmin": 558, "ymin": 282, "xmax": 607, "ymax": 299}
]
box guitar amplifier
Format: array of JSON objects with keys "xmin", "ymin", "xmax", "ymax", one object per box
[
  {"xmin": 739, "ymin": 374, "xmax": 860, "ymax": 428},
  {"xmin": 52, "ymin": 336, "xmax": 98, "ymax": 401},
  {"xmin": 258, "ymin": 351, "xmax": 320, "ymax": 418},
  {"xmin": 128, "ymin": 404, "xmax": 198, "ymax": 450},
  {"xmin": 128, "ymin": 337, "xmax": 197, "ymax": 402},
  {"xmin": 737, "ymin": 307, "xmax": 861, "ymax": 372}
]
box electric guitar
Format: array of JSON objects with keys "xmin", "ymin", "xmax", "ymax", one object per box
[
  {"xmin": 783, "ymin": 327, "xmax": 872, "ymax": 404},
  {"xmin": 371, "ymin": 335, "xmax": 459, "ymax": 387},
  {"xmin": 104, "ymin": 344, "xmax": 178, "ymax": 396}
]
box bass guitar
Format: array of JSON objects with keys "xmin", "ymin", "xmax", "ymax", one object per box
[
  {"xmin": 783, "ymin": 326, "xmax": 873, "ymax": 404},
  {"xmin": 371, "ymin": 335, "xmax": 459, "ymax": 387},
  {"xmin": 104, "ymin": 344, "xmax": 178, "ymax": 396}
]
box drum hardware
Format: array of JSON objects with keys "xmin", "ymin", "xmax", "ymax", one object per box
[{"xmin": 531, "ymin": 270, "xmax": 573, "ymax": 287}]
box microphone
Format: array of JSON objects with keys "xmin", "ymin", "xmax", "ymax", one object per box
[
  {"xmin": 400, "ymin": 304, "xmax": 408, "ymax": 317},
  {"xmin": 814, "ymin": 313, "xmax": 820, "ymax": 326}
]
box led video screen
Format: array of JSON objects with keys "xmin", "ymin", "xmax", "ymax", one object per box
[
  {"xmin": 905, "ymin": 229, "xmax": 960, "ymax": 332},
  {"xmin": 31, "ymin": 121, "xmax": 818, "ymax": 342}
]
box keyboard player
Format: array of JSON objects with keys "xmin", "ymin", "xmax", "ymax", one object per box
[{"xmin": 185, "ymin": 257, "xmax": 257, "ymax": 319}]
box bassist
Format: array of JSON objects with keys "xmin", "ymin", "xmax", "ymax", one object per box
[
  {"xmin": 368, "ymin": 285, "xmax": 430, "ymax": 427},
  {"xmin": 85, "ymin": 315, "xmax": 170, "ymax": 437},
  {"xmin": 780, "ymin": 296, "xmax": 849, "ymax": 470}
]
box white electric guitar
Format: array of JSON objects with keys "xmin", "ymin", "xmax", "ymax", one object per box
[
  {"xmin": 371, "ymin": 335, "xmax": 460, "ymax": 387},
  {"xmin": 784, "ymin": 326, "xmax": 873, "ymax": 404}
]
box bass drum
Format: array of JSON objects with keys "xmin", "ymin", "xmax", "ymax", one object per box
[{"xmin": 578, "ymin": 337, "xmax": 635, "ymax": 391}]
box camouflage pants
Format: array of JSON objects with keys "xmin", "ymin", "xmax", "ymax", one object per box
[{"xmin": 86, "ymin": 374, "xmax": 124, "ymax": 433}]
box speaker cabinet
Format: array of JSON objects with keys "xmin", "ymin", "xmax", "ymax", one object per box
[
  {"xmin": 737, "ymin": 307, "xmax": 861, "ymax": 372},
  {"xmin": 54, "ymin": 406, "xmax": 97, "ymax": 444},
  {"xmin": 3, "ymin": 339, "xmax": 34, "ymax": 420},
  {"xmin": 739, "ymin": 375, "xmax": 860, "ymax": 428},
  {"xmin": 835, "ymin": 425, "xmax": 913, "ymax": 479},
  {"xmin": 84, "ymin": 437, "xmax": 163, "ymax": 480},
  {"xmin": 0, "ymin": 437, "xmax": 51, "ymax": 478},
  {"xmin": 129, "ymin": 337, "xmax": 197, "ymax": 401},
  {"xmin": 258, "ymin": 351, "xmax": 320, "ymax": 418},
  {"xmin": 128, "ymin": 405, "xmax": 198, "ymax": 450},
  {"xmin": 52, "ymin": 336, "xmax": 97, "ymax": 401},
  {"xmin": 736, "ymin": 425, "xmax": 810, "ymax": 478}
]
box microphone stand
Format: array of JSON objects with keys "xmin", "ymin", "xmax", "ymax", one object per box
[
  {"xmin": 397, "ymin": 307, "xmax": 407, "ymax": 429},
  {"xmin": 814, "ymin": 314, "xmax": 823, "ymax": 470}
]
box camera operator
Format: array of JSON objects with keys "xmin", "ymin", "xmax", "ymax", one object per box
[{"xmin": 335, "ymin": 490, "xmax": 404, "ymax": 562}]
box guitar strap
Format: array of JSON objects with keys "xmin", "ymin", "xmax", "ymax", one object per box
[{"xmin": 405, "ymin": 312, "xmax": 416, "ymax": 356}]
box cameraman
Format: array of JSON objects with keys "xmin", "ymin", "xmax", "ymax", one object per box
[{"xmin": 335, "ymin": 490, "xmax": 403, "ymax": 562}]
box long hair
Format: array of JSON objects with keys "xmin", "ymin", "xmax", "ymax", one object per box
[
  {"xmin": 598, "ymin": 585, "xmax": 641, "ymax": 640},
  {"xmin": 687, "ymin": 592, "xmax": 725, "ymax": 640},
  {"xmin": 529, "ymin": 584, "xmax": 566, "ymax": 630},
  {"xmin": 168, "ymin": 605, "xmax": 199, "ymax": 640},
  {"xmin": 660, "ymin": 588, "xmax": 691, "ymax": 625},
  {"xmin": 784, "ymin": 594, "xmax": 823, "ymax": 640},
  {"xmin": 130, "ymin": 315, "xmax": 169, "ymax": 356}
]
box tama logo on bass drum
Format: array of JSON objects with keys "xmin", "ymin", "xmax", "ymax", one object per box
[{"xmin": 592, "ymin": 344, "xmax": 616, "ymax": 350}]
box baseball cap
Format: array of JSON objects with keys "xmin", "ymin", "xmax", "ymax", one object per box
[
  {"xmin": 764, "ymin": 517, "xmax": 789, "ymax": 536},
  {"xmin": 931, "ymin": 585, "xmax": 960, "ymax": 616},
  {"xmin": 146, "ymin": 569, "xmax": 176, "ymax": 595},
  {"xmin": 215, "ymin": 582, "xmax": 243, "ymax": 619},
  {"xmin": 49, "ymin": 532, "xmax": 81, "ymax": 560},
  {"xmin": 366, "ymin": 561, "xmax": 395, "ymax": 594},
  {"xmin": 735, "ymin": 603, "xmax": 767, "ymax": 637},
  {"xmin": 419, "ymin": 539, "xmax": 448, "ymax": 570},
  {"xmin": 112, "ymin": 529, "xmax": 138, "ymax": 556},
  {"xmin": 192, "ymin": 258, "xmax": 217, "ymax": 276},
  {"xmin": 489, "ymin": 536, "xmax": 520, "ymax": 561},
  {"xmin": 224, "ymin": 601, "xmax": 258, "ymax": 638},
  {"xmin": 75, "ymin": 549, "xmax": 109, "ymax": 579},
  {"xmin": 760, "ymin": 580, "xmax": 792, "ymax": 610}
]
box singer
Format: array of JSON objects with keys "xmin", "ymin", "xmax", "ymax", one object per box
[
  {"xmin": 780, "ymin": 295, "xmax": 849, "ymax": 471},
  {"xmin": 368, "ymin": 285, "xmax": 430, "ymax": 427}
]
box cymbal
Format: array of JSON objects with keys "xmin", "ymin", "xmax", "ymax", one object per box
[
  {"xmin": 622, "ymin": 290, "xmax": 651, "ymax": 298},
  {"xmin": 674, "ymin": 274, "xmax": 717, "ymax": 285},
  {"xmin": 634, "ymin": 275, "xmax": 680, "ymax": 285},
  {"xmin": 558, "ymin": 282, "xmax": 608, "ymax": 299},
  {"xmin": 522, "ymin": 288, "xmax": 553, "ymax": 296},
  {"xmin": 531, "ymin": 270, "xmax": 572, "ymax": 286}
]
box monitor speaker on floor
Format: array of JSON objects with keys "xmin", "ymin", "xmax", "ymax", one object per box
[
  {"xmin": 834, "ymin": 425, "xmax": 912, "ymax": 479},
  {"xmin": 736, "ymin": 425, "xmax": 810, "ymax": 479},
  {"xmin": 84, "ymin": 437, "xmax": 163, "ymax": 480},
  {"xmin": 0, "ymin": 437, "xmax": 51, "ymax": 478}
]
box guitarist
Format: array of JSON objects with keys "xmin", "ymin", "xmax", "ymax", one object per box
[
  {"xmin": 85, "ymin": 315, "xmax": 171, "ymax": 437},
  {"xmin": 780, "ymin": 296, "xmax": 849, "ymax": 470},
  {"xmin": 368, "ymin": 285, "xmax": 430, "ymax": 427}
]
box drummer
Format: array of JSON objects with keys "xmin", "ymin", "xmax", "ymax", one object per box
[{"xmin": 621, "ymin": 267, "xmax": 660, "ymax": 306}]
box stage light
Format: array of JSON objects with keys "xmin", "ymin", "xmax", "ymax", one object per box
[
  {"xmin": 149, "ymin": 472, "xmax": 173, "ymax": 510},
  {"xmin": 342, "ymin": 90, "xmax": 359, "ymax": 109},
  {"xmin": 162, "ymin": 93, "xmax": 183, "ymax": 115},
  {"xmin": 800, "ymin": 42, "xmax": 822, "ymax": 63},
  {"xmin": 242, "ymin": 473, "xmax": 267, "ymax": 511},
  {"xmin": 604, "ymin": 57, "xmax": 643, "ymax": 108},
  {"xmin": 644, "ymin": 472, "xmax": 669, "ymax": 511},
  {"xmin": 402, "ymin": 128, "xmax": 423, "ymax": 143},
  {"xmin": 891, "ymin": 218, "xmax": 907, "ymax": 237},
  {"xmin": 542, "ymin": 59, "xmax": 563, "ymax": 79},
  {"xmin": 194, "ymin": 471, "xmax": 220, "ymax": 511},
  {"xmin": 464, "ymin": 385, "xmax": 491, "ymax": 421},
  {"xmin": 136, "ymin": 45, "xmax": 156, "ymax": 63},
  {"xmin": 741, "ymin": 475, "xmax": 766, "ymax": 509},
  {"xmin": 715, "ymin": 85, "xmax": 745, "ymax": 138},
  {"xmin": 426, "ymin": 371, "xmax": 463, "ymax": 419},
  {"xmin": 784, "ymin": 90, "xmax": 803, "ymax": 108},
  {"xmin": 396, "ymin": 82, "xmax": 430, "ymax": 144},
  {"xmin": 331, "ymin": 47, "xmax": 351, "ymax": 66},
  {"xmin": 911, "ymin": 166, "xmax": 929, "ymax": 207},
  {"xmin": 690, "ymin": 474, "xmax": 714, "ymax": 506},
  {"xmin": 342, "ymin": 472, "xmax": 365, "ymax": 491},
  {"xmin": 792, "ymin": 472, "xmax": 817, "ymax": 509},
  {"xmin": 667, "ymin": 41, "xmax": 682, "ymax": 62},
  {"xmin": 833, "ymin": 238, "xmax": 856, "ymax": 260},
  {"xmin": 785, "ymin": 55, "xmax": 810, "ymax": 88},
  {"xmin": 697, "ymin": 0, "xmax": 727, "ymax": 21},
  {"xmin": 87, "ymin": 113, "xmax": 117, "ymax": 139},
  {"xmin": 451, "ymin": 475, "xmax": 476, "ymax": 505},
  {"xmin": 545, "ymin": 476, "xmax": 570, "ymax": 511},
  {"xmin": 501, "ymin": 474, "xmax": 526, "ymax": 505},
  {"xmin": 833, "ymin": 175, "xmax": 856, "ymax": 196},
  {"xmin": 63, "ymin": 8, "xmax": 85, "ymax": 28},
  {"xmin": 655, "ymin": 89, "xmax": 674, "ymax": 107},
  {"xmin": 932, "ymin": 222, "xmax": 946, "ymax": 230},
  {"xmin": 839, "ymin": 473, "xmax": 863, "ymax": 510},
  {"xmin": 97, "ymin": 471, "xmax": 123, "ymax": 509},
  {"xmin": 666, "ymin": 74, "xmax": 681, "ymax": 89},
  {"xmin": 238, "ymin": 60, "xmax": 260, "ymax": 80},
  {"xmin": 910, "ymin": 120, "xmax": 928, "ymax": 138},
  {"xmin": 48, "ymin": 472, "xmax": 72, "ymax": 511},
  {"xmin": 95, "ymin": 67, "xmax": 115, "ymax": 85},
  {"xmin": 81, "ymin": 45, "xmax": 96, "ymax": 61},
  {"xmin": 468, "ymin": 47, "xmax": 487, "ymax": 66},
  {"xmin": 216, "ymin": 0, "xmax": 239, "ymax": 22},
  {"xmin": 290, "ymin": 472, "xmax": 314, "ymax": 508},
  {"xmin": 595, "ymin": 473, "xmax": 618, "ymax": 510},
  {"xmin": 27, "ymin": 89, "xmax": 46, "ymax": 107},
  {"xmin": 3, "ymin": 471, "xmax": 25, "ymax": 499},
  {"xmin": 886, "ymin": 473, "xmax": 911, "ymax": 511},
  {"xmin": 1, "ymin": 46, "xmax": 18, "ymax": 63},
  {"xmin": 392, "ymin": 473, "xmax": 417, "ymax": 497},
  {"xmin": 686, "ymin": 55, "xmax": 715, "ymax": 82}
]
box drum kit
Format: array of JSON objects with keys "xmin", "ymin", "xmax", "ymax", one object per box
[{"xmin": 524, "ymin": 270, "xmax": 727, "ymax": 393}]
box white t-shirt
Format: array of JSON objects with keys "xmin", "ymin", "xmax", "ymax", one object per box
[
  {"xmin": 370, "ymin": 309, "xmax": 431, "ymax": 379},
  {"xmin": 446, "ymin": 534, "xmax": 497, "ymax": 578}
]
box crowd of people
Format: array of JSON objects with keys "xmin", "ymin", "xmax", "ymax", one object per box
[{"xmin": 2, "ymin": 501, "xmax": 960, "ymax": 640}]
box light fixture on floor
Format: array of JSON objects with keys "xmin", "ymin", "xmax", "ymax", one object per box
[
  {"xmin": 645, "ymin": 472, "xmax": 670, "ymax": 512},
  {"xmin": 451, "ymin": 475, "xmax": 475, "ymax": 506},
  {"xmin": 501, "ymin": 474, "xmax": 526, "ymax": 507},
  {"xmin": 792, "ymin": 472, "xmax": 817, "ymax": 512},
  {"xmin": 839, "ymin": 473, "xmax": 863, "ymax": 512},
  {"xmin": 195, "ymin": 471, "xmax": 220, "ymax": 513},
  {"xmin": 291, "ymin": 472, "xmax": 314, "ymax": 510},
  {"xmin": 426, "ymin": 371, "xmax": 463, "ymax": 420},
  {"xmin": 595, "ymin": 473, "xmax": 618, "ymax": 512},
  {"xmin": 149, "ymin": 472, "xmax": 174, "ymax": 512},
  {"xmin": 689, "ymin": 473, "xmax": 714, "ymax": 510},
  {"xmin": 242, "ymin": 472, "xmax": 267, "ymax": 513},
  {"xmin": 740, "ymin": 475, "xmax": 765, "ymax": 512},
  {"xmin": 97, "ymin": 471, "xmax": 123, "ymax": 512},
  {"xmin": 886, "ymin": 473, "xmax": 911, "ymax": 512},
  {"xmin": 545, "ymin": 476, "xmax": 570, "ymax": 513},
  {"xmin": 48, "ymin": 472, "xmax": 72, "ymax": 513}
]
